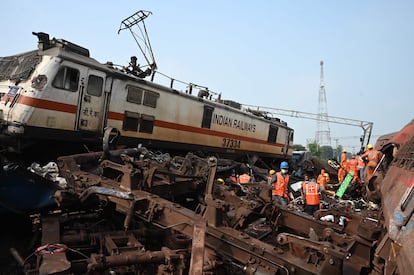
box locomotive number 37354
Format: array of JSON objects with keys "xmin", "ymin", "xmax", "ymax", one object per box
[{"xmin": 222, "ymin": 138, "xmax": 241, "ymax": 149}]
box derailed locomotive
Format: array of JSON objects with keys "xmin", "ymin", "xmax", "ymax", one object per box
[{"xmin": 0, "ymin": 32, "xmax": 293, "ymax": 163}]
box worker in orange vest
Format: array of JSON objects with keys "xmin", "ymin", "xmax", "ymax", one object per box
[
  {"xmin": 361, "ymin": 144, "xmax": 383, "ymax": 181},
  {"xmin": 272, "ymin": 161, "xmax": 293, "ymax": 206},
  {"xmin": 301, "ymin": 177, "xmax": 323, "ymax": 216}
]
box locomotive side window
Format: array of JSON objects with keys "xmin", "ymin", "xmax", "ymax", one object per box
[
  {"xmin": 127, "ymin": 86, "xmax": 159, "ymax": 108},
  {"xmin": 123, "ymin": 111, "xmax": 140, "ymax": 131},
  {"xmin": 52, "ymin": 66, "xmax": 79, "ymax": 92},
  {"xmin": 87, "ymin": 75, "xmax": 103, "ymax": 96},
  {"xmin": 202, "ymin": 106, "xmax": 214, "ymax": 128},
  {"xmin": 127, "ymin": 86, "xmax": 143, "ymax": 104},
  {"xmin": 139, "ymin": 114, "xmax": 154, "ymax": 133},
  {"xmin": 268, "ymin": 125, "xmax": 279, "ymax": 143},
  {"xmin": 143, "ymin": 91, "xmax": 159, "ymax": 108}
]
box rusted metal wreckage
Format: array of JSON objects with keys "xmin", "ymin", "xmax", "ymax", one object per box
[
  {"xmin": 7, "ymin": 134, "xmax": 387, "ymax": 275},
  {"xmin": 6, "ymin": 119, "xmax": 413, "ymax": 274}
]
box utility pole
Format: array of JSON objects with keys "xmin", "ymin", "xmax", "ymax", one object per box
[{"xmin": 315, "ymin": 61, "xmax": 331, "ymax": 147}]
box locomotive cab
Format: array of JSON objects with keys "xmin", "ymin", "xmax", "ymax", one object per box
[{"xmin": 0, "ymin": 33, "xmax": 110, "ymax": 152}]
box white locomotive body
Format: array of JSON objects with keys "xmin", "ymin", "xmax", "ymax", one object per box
[{"xmin": 0, "ymin": 33, "xmax": 293, "ymax": 161}]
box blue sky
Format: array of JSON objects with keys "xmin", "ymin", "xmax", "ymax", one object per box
[{"xmin": 2, "ymin": 1, "xmax": 413, "ymax": 153}]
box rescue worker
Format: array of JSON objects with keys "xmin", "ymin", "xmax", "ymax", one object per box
[
  {"xmin": 348, "ymin": 155, "xmax": 360, "ymax": 184},
  {"xmin": 337, "ymin": 165, "xmax": 347, "ymax": 183},
  {"xmin": 127, "ymin": 56, "xmax": 143, "ymax": 76},
  {"xmin": 301, "ymin": 177, "xmax": 323, "ymax": 216},
  {"xmin": 317, "ymin": 171, "xmax": 334, "ymax": 206},
  {"xmin": 238, "ymin": 169, "xmax": 251, "ymax": 184},
  {"xmin": 361, "ymin": 144, "xmax": 383, "ymax": 181},
  {"xmin": 317, "ymin": 169, "xmax": 327, "ymax": 189},
  {"xmin": 272, "ymin": 161, "xmax": 293, "ymax": 206},
  {"xmin": 267, "ymin": 169, "xmax": 276, "ymax": 186},
  {"xmin": 324, "ymin": 173, "xmax": 330, "ymax": 185},
  {"xmin": 357, "ymin": 153, "xmax": 366, "ymax": 183},
  {"xmin": 127, "ymin": 56, "xmax": 151, "ymax": 78},
  {"xmin": 341, "ymin": 149, "xmax": 348, "ymax": 166}
]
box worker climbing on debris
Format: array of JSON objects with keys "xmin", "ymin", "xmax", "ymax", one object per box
[
  {"xmin": 348, "ymin": 155, "xmax": 361, "ymax": 184},
  {"xmin": 272, "ymin": 161, "xmax": 294, "ymax": 206},
  {"xmin": 357, "ymin": 151, "xmax": 366, "ymax": 183},
  {"xmin": 361, "ymin": 144, "xmax": 383, "ymax": 181},
  {"xmin": 337, "ymin": 164, "xmax": 347, "ymax": 183}
]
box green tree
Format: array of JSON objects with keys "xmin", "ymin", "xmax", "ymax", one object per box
[
  {"xmin": 319, "ymin": 145, "xmax": 334, "ymax": 160},
  {"xmin": 307, "ymin": 142, "xmax": 320, "ymax": 157},
  {"xmin": 293, "ymin": 144, "xmax": 306, "ymax": 151},
  {"xmin": 333, "ymin": 145, "xmax": 343, "ymax": 161}
]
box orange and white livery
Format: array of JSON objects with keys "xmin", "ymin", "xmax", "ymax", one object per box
[{"xmin": 0, "ymin": 32, "xmax": 294, "ymax": 161}]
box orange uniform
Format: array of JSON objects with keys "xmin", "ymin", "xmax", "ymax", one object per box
[
  {"xmin": 338, "ymin": 167, "xmax": 347, "ymax": 183},
  {"xmin": 238, "ymin": 173, "xmax": 251, "ymax": 184},
  {"xmin": 302, "ymin": 181, "xmax": 322, "ymax": 216},
  {"xmin": 304, "ymin": 183, "xmax": 321, "ymax": 205},
  {"xmin": 348, "ymin": 156, "xmax": 360, "ymax": 183},
  {"xmin": 272, "ymin": 172, "xmax": 289, "ymax": 198},
  {"xmin": 361, "ymin": 148, "xmax": 383, "ymax": 181},
  {"xmin": 317, "ymin": 170, "xmax": 327, "ymax": 189},
  {"xmin": 341, "ymin": 151, "xmax": 348, "ymax": 166}
]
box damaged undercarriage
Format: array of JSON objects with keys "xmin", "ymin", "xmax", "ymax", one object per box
[{"xmin": 8, "ymin": 143, "xmax": 385, "ymax": 275}]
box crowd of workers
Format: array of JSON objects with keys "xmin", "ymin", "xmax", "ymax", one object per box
[
  {"xmin": 218, "ymin": 143, "xmax": 383, "ymax": 218},
  {"xmin": 337, "ymin": 143, "xmax": 383, "ymax": 186}
]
